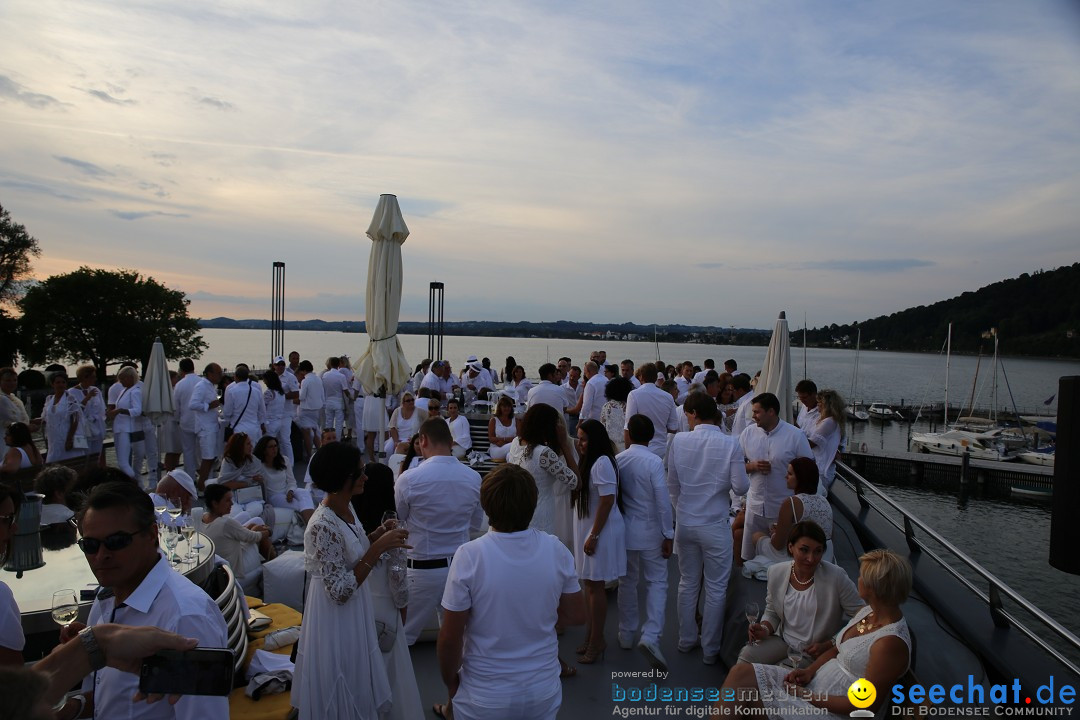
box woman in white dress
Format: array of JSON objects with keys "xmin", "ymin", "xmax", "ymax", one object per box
[
  {"xmin": 202, "ymin": 484, "xmax": 273, "ymax": 595},
  {"xmin": 507, "ymin": 404, "xmax": 578, "ymax": 546},
  {"xmin": 292, "ymin": 442, "xmax": 410, "ymax": 720},
  {"xmin": 106, "ymin": 366, "xmax": 142, "ymax": 480},
  {"xmin": 744, "ymin": 458, "xmax": 835, "ymax": 576},
  {"xmin": 572, "ymin": 419, "xmax": 626, "ymax": 665},
  {"xmin": 69, "ymin": 365, "xmax": 106, "ymax": 457},
  {"xmin": 600, "ymin": 376, "xmax": 632, "ymax": 451},
  {"xmin": 808, "ymin": 390, "xmax": 845, "ymax": 495},
  {"xmin": 721, "ymin": 549, "xmax": 912, "ymax": 719},
  {"xmin": 507, "ymin": 365, "xmax": 532, "ymax": 407},
  {"xmin": 254, "ymin": 435, "xmax": 314, "ymax": 525},
  {"xmin": 486, "ymin": 395, "xmax": 519, "ymax": 461},
  {"xmin": 385, "ymin": 392, "xmax": 427, "ymax": 456},
  {"xmin": 42, "ymin": 372, "xmax": 81, "ymax": 463},
  {"xmin": 261, "ymin": 370, "xmax": 292, "ymax": 463}
]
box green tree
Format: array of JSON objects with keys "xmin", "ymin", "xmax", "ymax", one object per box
[
  {"xmin": 0, "ymin": 203, "xmax": 42, "ymax": 365},
  {"xmin": 18, "ymin": 267, "xmax": 207, "ymax": 379}
]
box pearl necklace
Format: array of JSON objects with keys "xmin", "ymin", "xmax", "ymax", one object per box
[{"xmin": 790, "ymin": 563, "xmax": 814, "ymax": 587}]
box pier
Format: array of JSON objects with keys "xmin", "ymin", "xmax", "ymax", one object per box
[{"xmin": 843, "ymin": 449, "xmax": 1053, "ymax": 497}]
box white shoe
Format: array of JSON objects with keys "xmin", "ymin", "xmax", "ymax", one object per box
[
  {"xmin": 702, "ymin": 654, "xmax": 718, "ymax": 666},
  {"xmin": 638, "ymin": 640, "xmax": 668, "ymax": 672},
  {"xmin": 618, "ymin": 632, "xmax": 635, "ymax": 650}
]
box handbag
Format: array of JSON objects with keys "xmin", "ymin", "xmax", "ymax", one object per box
[
  {"xmin": 225, "ymin": 384, "xmax": 254, "ymax": 442},
  {"xmin": 373, "ymin": 619, "xmax": 396, "ymax": 653}
]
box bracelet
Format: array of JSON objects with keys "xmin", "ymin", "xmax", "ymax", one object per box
[
  {"xmin": 359, "ymin": 560, "xmax": 374, "ymax": 572},
  {"xmin": 588, "ymin": 534, "xmax": 599, "ymax": 541}
]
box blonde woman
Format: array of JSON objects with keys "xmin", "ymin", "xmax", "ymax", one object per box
[
  {"xmin": 384, "ymin": 392, "xmax": 427, "ymax": 456},
  {"xmin": 808, "ymin": 390, "xmax": 846, "ymax": 495}
]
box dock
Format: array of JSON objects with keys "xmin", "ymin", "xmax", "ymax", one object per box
[{"xmin": 843, "ymin": 449, "xmax": 1054, "ymax": 497}]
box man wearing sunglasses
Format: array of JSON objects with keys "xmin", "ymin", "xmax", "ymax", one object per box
[{"xmin": 57, "ymin": 482, "xmax": 227, "ymax": 720}]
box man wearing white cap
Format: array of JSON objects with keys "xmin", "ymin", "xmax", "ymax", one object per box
[
  {"xmin": 152, "ymin": 469, "xmax": 198, "ymax": 521},
  {"xmin": 462, "ymin": 359, "xmax": 494, "ymax": 400}
]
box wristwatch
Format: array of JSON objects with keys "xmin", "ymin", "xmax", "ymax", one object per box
[{"xmin": 78, "ymin": 626, "xmax": 106, "ymax": 671}]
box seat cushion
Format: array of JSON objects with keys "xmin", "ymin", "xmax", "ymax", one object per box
[{"xmin": 228, "ymin": 602, "xmax": 303, "ymax": 720}]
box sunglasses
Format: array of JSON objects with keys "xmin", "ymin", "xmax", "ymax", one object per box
[{"xmin": 77, "ymin": 529, "xmax": 141, "ymax": 554}]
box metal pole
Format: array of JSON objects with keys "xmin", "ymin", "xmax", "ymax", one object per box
[
  {"xmin": 271, "ymin": 262, "xmax": 285, "ymax": 362},
  {"xmin": 428, "ymin": 282, "xmax": 444, "ymax": 360}
]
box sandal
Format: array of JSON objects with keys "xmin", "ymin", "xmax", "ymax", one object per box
[
  {"xmin": 433, "ymin": 702, "xmax": 453, "ymax": 719},
  {"xmin": 559, "ymin": 658, "xmax": 577, "ymax": 678},
  {"xmin": 575, "ymin": 641, "xmax": 590, "ymax": 655}
]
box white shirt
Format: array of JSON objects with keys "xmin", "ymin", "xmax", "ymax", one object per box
[
  {"xmin": 797, "ymin": 404, "xmax": 820, "ymax": 433},
  {"xmin": 807, "ymin": 416, "xmax": 842, "ymax": 490},
  {"xmin": 441, "ymin": 529, "xmax": 578, "ymax": 702},
  {"xmin": 420, "ymin": 370, "xmax": 442, "ymax": 394},
  {"xmin": 581, "ymin": 374, "xmax": 608, "ymax": 423},
  {"xmin": 562, "ymin": 380, "xmax": 583, "ymax": 411},
  {"xmin": 616, "ymin": 445, "xmax": 674, "ymax": 550},
  {"xmin": 730, "ymin": 392, "xmax": 755, "ymax": 439},
  {"xmin": 223, "ymin": 379, "xmax": 265, "ymax": 437},
  {"xmin": 172, "ymin": 373, "xmax": 201, "ymax": 433},
  {"xmin": 82, "ymin": 556, "xmax": 229, "ymax": 719},
  {"xmin": 739, "ymin": 419, "xmax": 813, "ymax": 518},
  {"xmin": 0, "ymin": 580, "xmax": 24, "ymax": 653},
  {"xmin": 299, "ymin": 372, "xmax": 325, "ymax": 411},
  {"xmin": 527, "ymin": 380, "xmax": 569, "ymax": 413},
  {"xmin": 446, "ymin": 415, "xmax": 472, "ymax": 450},
  {"xmin": 674, "ymin": 376, "xmax": 692, "ymax": 404},
  {"xmin": 463, "ymin": 369, "xmax": 494, "ymax": 392},
  {"xmin": 666, "ymin": 423, "xmax": 749, "ymax": 527},
  {"xmin": 396, "ymin": 455, "xmax": 485, "ymax": 560},
  {"xmin": 112, "ymin": 384, "xmax": 142, "ymax": 434},
  {"xmin": 623, "ymin": 383, "xmax": 679, "ymax": 457},
  {"xmin": 320, "ymin": 369, "xmax": 349, "ymax": 404},
  {"xmin": 187, "ymin": 377, "xmax": 221, "ymax": 432}
]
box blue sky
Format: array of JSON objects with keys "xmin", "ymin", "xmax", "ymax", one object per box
[{"xmin": 1, "ymin": 1, "xmax": 1078, "ymax": 328}]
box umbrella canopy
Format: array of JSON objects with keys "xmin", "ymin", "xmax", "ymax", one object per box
[
  {"xmin": 142, "ymin": 337, "xmax": 174, "ymax": 421},
  {"xmin": 756, "ymin": 311, "xmax": 794, "ymax": 425},
  {"xmin": 355, "ymin": 194, "xmax": 411, "ymax": 397}
]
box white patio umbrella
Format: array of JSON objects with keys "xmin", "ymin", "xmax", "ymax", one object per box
[
  {"xmin": 756, "ymin": 311, "xmax": 794, "ymax": 424},
  {"xmin": 354, "ymin": 194, "xmax": 411, "ymax": 457},
  {"xmin": 142, "ymin": 337, "xmax": 174, "ymax": 421}
]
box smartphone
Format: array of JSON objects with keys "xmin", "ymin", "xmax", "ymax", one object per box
[{"xmin": 138, "ymin": 648, "xmax": 234, "ymax": 696}]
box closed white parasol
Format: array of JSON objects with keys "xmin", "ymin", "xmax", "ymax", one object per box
[
  {"xmin": 142, "ymin": 337, "xmax": 174, "ymax": 421},
  {"xmin": 354, "ymin": 195, "xmax": 412, "ymax": 456},
  {"xmin": 756, "ymin": 311, "xmax": 793, "ymax": 425}
]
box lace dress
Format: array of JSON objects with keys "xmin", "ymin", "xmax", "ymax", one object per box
[
  {"xmin": 753, "ymin": 606, "xmax": 910, "ymax": 720},
  {"xmin": 507, "ymin": 441, "xmax": 578, "ymax": 547},
  {"xmin": 748, "ymin": 494, "xmax": 836, "ymax": 573},
  {"xmin": 600, "ymin": 400, "xmax": 626, "ymax": 451},
  {"xmin": 292, "ymin": 505, "xmax": 392, "ymax": 719}
]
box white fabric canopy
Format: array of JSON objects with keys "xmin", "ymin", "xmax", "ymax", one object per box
[
  {"xmin": 355, "ymin": 194, "xmax": 411, "ymax": 397},
  {"xmin": 142, "ymin": 337, "xmax": 174, "ymax": 421},
  {"xmin": 756, "ymin": 311, "xmax": 793, "ymax": 425}
]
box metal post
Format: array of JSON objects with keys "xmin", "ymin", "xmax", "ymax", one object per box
[
  {"xmin": 428, "ymin": 282, "xmax": 444, "ymax": 361},
  {"xmin": 1049, "ymin": 376, "xmax": 1079, "ymax": 575},
  {"xmin": 271, "ymin": 262, "xmax": 285, "ymax": 362}
]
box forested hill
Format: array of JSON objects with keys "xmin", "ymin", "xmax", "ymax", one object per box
[{"xmin": 804, "ymin": 263, "xmax": 1080, "ymax": 358}]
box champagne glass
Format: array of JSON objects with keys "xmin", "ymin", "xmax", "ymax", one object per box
[
  {"xmin": 379, "ymin": 511, "xmax": 397, "ymax": 561},
  {"xmin": 163, "ymin": 526, "xmax": 180, "ymax": 566},
  {"xmin": 745, "ymin": 602, "xmax": 761, "ymax": 645},
  {"xmin": 180, "ymin": 515, "xmax": 196, "ymax": 562},
  {"xmin": 154, "ymin": 499, "xmax": 167, "ymax": 530},
  {"xmin": 166, "ymin": 501, "xmax": 182, "ymax": 523},
  {"xmin": 51, "ymin": 589, "xmax": 78, "ymax": 627},
  {"xmin": 788, "ymin": 640, "xmax": 806, "ymax": 670}
]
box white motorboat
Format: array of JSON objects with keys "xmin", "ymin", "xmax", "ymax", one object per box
[
  {"xmin": 1017, "ymin": 448, "xmax": 1055, "ymax": 467},
  {"xmin": 845, "ymin": 403, "xmax": 870, "ymax": 422},
  {"xmin": 910, "ymin": 429, "xmax": 1014, "ymax": 461},
  {"xmin": 867, "ymin": 403, "xmax": 897, "ymax": 421}
]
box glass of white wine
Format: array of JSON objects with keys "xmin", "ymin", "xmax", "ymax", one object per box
[
  {"xmin": 180, "ymin": 515, "xmax": 196, "ymax": 562},
  {"xmin": 51, "ymin": 589, "xmax": 78, "ymax": 627},
  {"xmin": 745, "ymin": 602, "xmax": 761, "ymax": 645},
  {"xmin": 379, "ymin": 511, "xmax": 397, "ymax": 561},
  {"xmin": 166, "ymin": 501, "xmax": 183, "ymax": 524},
  {"xmin": 154, "ymin": 500, "xmax": 167, "ymax": 530}
]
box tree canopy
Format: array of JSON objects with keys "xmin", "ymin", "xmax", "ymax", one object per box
[
  {"xmin": 18, "ymin": 267, "xmax": 207, "ymax": 378},
  {"xmin": 0, "ymin": 203, "xmax": 42, "ymax": 365}
]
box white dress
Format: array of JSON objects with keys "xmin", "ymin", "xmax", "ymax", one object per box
[
  {"xmin": 749, "ymin": 493, "xmax": 836, "ymax": 571},
  {"xmin": 600, "ymin": 400, "xmax": 626, "ymax": 451},
  {"xmin": 44, "ymin": 392, "xmax": 82, "ymax": 462},
  {"xmin": 488, "ymin": 416, "xmax": 518, "ymax": 461},
  {"xmin": 507, "ymin": 441, "xmax": 578, "ymax": 545},
  {"xmin": 753, "ymin": 606, "xmax": 911, "ymax": 720},
  {"xmin": 293, "ymin": 505, "xmax": 392, "ymax": 719},
  {"xmin": 572, "ymin": 456, "xmax": 626, "ymax": 581},
  {"xmin": 367, "ymin": 555, "xmax": 423, "ymax": 720}
]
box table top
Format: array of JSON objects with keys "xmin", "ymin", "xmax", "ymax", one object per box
[{"xmin": 7, "ymin": 528, "xmax": 216, "ymax": 635}]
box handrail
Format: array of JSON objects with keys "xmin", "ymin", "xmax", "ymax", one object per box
[{"xmin": 835, "ymin": 460, "xmax": 1080, "ymax": 674}]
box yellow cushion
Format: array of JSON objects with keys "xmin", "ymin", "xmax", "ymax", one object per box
[
  {"xmin": 228, "ymin": 603, "xmax": 303, "ymax": 720},
  {"xmin": 245, "ymin": 596, "xmax": 265, "ymax": 609}
]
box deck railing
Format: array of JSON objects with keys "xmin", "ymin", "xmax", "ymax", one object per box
[{"xmin": 835, "ymin": 460, "xmax": 1080, "ymax": 675}]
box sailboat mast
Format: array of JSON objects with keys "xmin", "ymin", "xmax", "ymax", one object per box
[
  {"xmin": 992, "ymin": 328, "xmax": 999, "ymax": 423},
  {"xmin": 803, "ymin": 313, "xmax": 808, "ymax": 379},
  {"xmin": 944, "ymin": 323, "xmax": 952, "ymax": 426}
]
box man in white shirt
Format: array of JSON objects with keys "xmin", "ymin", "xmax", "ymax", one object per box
[
  {"xmin": 674, "ymin": 362, "xmax": 695, "ymax": 404},
  {"xmin": 666, "ymin": 391, "xmax": 749, "ymax": 666},
  {"xmin": 444, "ymin": 399, "xmax": 472, "ymax": 459},
  {"xmin": 579, "ymin": 361, "xmax": 607, "ymax": 423},
  {"xmin": 795, "ymin": 379, "xmax": 819, "ymax": 432},
  {"xmin": 461, "ymin": 361, "xmax": 494, "ymax": 400},
  {"xmin": 616, "ymin": 415, "xmax": 674, "ymax": 671},
  {"xmin": 692, "ymin": 359, "xmax": 715, "ymax": 386},
  {"xmin": 187, "ymin": 363, "xmax": 223, "ymax": 490},
  {"xmin": 60, "ymin": 481, "xmax": 228, "ymax": 720},
  {"xmin": 320, "ymin": 357, "xmax": 350, "ymax": 440},
  {"xmin": 620, "ymin": 360, "xmax": 641, "ymax": 389},
  {"xmin": 527, "ymin": 363, "xmax": 570, "ymax": 414},
  {"xmin": 162, "ymin": 360, "xmax": 195, "ymax": 472},
  {"xmin": 296, "ymin": 360, "xmax": 324, "ymax": 458},
  {"xmin": 737, "ymin": 392, "xmax": 813, "ymax": 562},
  {"xmin": 420, "ymin": 361, "xmax": 447, "ymax": 398},
  {"xmin": 728, "ymin": 374, "xmax": 756, "ymax": 439},
  {"xmin": 223, "ymin": 364, "xmax": 266, "ymax": 442},
  {"xmin": 622, "ymin": 363, "xmax": 679, "ymax": 456},
  {"xmin": 396, "ymin": 418, "xmax": 484, "ymax": 645},
  {"xmin": 562, "ymin": 365, "xmax": 584, "ymax": 433}
]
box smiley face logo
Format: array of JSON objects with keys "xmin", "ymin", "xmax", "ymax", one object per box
[{"xmin": 847, "ymin": 678, "xmax": 876, "ymax": 709}]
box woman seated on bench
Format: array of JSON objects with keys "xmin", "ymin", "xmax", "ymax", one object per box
[
  {"xmin": 202, "ymin": 483, "xmax": 274, "ymax": 595},
  {"xmin": 255, "ymin": 435, "xmax": 315, "ymax": 526}
]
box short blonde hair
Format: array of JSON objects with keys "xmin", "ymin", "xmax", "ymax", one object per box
[
  {"xmin": 117, "ymin": 366, "xmax": 139, "ymax": 382},
  {"xmin": 858, "ymin": 549, "xmax": 912, "ymax": 606}
]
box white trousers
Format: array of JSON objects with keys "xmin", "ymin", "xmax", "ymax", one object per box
[
  {"xmin": 324, "ymin": 397, "xmax": 345, "ymax": 439},
  {"xmin": 452, "ymin": 684, "xmax": 560, "ymax": 720},
  {"xmin": 180, "ymin": 428, "xmax": 200, "ymax": 476},
  {"xmin": 403, "ymin": 565, "xmax": 450, "ymax": 645},
  {"xmin": 114, "ymin": 431, "xmax": 136, "ymax": 479},
  {"xmin": 617, "ymin": 546, "xmax": 669, "ymax": 645},
  {"xmin": 675, "ymin": 520, "xmax": 732, "ymax": 657}
]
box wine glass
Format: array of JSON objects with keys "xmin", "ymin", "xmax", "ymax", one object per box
[
  {"xmin": 163, "ymin": 526, "xmax": 180, "ymax": 567},
  {"xmin": 745, "ymin": 602, "xmax": 761, "ymax": 645},
  {"xmin": 787, "ymin": 640, "xmax": 806, "ymax": 670},
  {"xmin": 379, "ymin": 511, "xmax": 397, "ymax": 561},
  {"xmin": 166, "ymin": 501, "xmax": 183, "ymax": 524},
  {"xmin": 154, "ymin": 499, "xmax": 167, "ymax": 530},
  {"xmin": 180, "ymin": 515, "xmax": 196, "ymax": 562},
  {"xmin": 51, "ymin": 589, "xmax": 78, "ymax": 627}
]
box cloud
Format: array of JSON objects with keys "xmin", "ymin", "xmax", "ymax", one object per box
[
  {"xmin": 197, "ymin": 96, "xmax": 234, "ymax": 110},
  {"xmin": 0, "ymin": 179, "xmax": 84, "ymax": 202},
  {"xmin": 82, "ymin": 88, "xmax": 136, "ymax": 105},
  {"xmin": 137, "ymin": 180, "xmax": 169, "ymax": 198},
  {"xmin": 54, "ymin": 155, "xmax": 113, "ymax": 177},
  {"xmin": 802, "ymin": 259, "xmax": 935, "ymax": 273},
  {"xmin": 0, "ymin": 74, "xmax": 64, "ymax": 109},
  {"xmin": 108, "ymin": 209, "xmax": 190, "ymax": 220}
]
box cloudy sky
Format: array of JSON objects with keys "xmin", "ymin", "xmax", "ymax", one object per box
[{"xmin": 2, "ymin": 1, "xmax": 1078, "ymax": 328}]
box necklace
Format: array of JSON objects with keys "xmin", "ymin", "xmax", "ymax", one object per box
[
  {"xmin": 790, "ymin": 564, "xmax": 815, "ymax": 587},
  {"xmin": 855, "ymin": 612, "xmax": 877, "ymax": 634}
]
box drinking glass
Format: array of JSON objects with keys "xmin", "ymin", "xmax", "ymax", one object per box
[
  {"xmin": 154, "ymin": 500, "xmax": 167, "ymax": 530},
  {"xmin": 389, "ymin": 520, "xmax": 407, "ymax": 574},
  {"xmin": 380, "ymin": 512, "xmax": 397, "ymax": 561},
  {"xmin": 787, "ymin": 641, "xmax": 806, "ymax": 669},
  {"xmin": 163, "ymin": 526, "xmax": 180, "ymax": 566},
  {"xmin": 166, "ymin": 501, "xmax": 183, "ymax": 523},
  {"xmin": 180, "ymin": 515, "xmax": 196, "ymax": 562},
  {"xmin": 745, "ymin": 602, "xmax": 761, "ymax": 645},
  {"xmin": 51, "ymin": 589, "xmax": 78, "ymax": 627}
]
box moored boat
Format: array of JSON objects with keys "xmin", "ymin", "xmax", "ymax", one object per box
[
  {"xmin": 867, "ymin": 402, "xmax": 898, "ymax": 421},
  {"xmin": 910, "ymin": 428, "xmax": 1015, "ymax": 461}
]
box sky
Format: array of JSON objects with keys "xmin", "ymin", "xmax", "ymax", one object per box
[{"xmin": 1, "ymin": 1, "xmax": 1078, "ymax": 329}]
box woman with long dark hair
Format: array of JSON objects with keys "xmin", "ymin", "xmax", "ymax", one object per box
[
  {"xmin": 507, "ymin": 404, "xmax": 578, "ymax": 546},
  {"xmin": 1, "ymin": 422, "xmax": 43, "ymax": 474},
  {"xmin": 262, "ymin": 370, "xmax": 292, "ymax": 463},
  {"xmin": 255, "ymin": 435, "xmax": 314, "ymax": 526},
  {"xmin": 571, "ymin": 419, "xmax": 626, "ymax": 664}
]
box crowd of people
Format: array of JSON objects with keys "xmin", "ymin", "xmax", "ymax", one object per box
[{"xmin": 0, "ymin": 349, "xmax": 918, "ymax": 720}]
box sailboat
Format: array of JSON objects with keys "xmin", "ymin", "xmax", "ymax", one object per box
[{"xmin": 845, "ymin": 328, "xmax": 869, "ymax": 421}]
